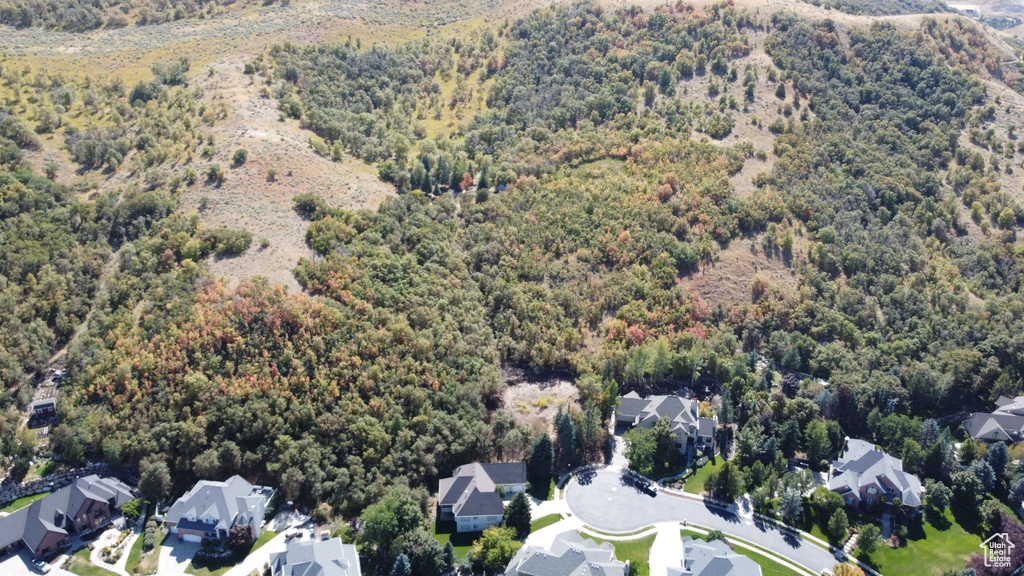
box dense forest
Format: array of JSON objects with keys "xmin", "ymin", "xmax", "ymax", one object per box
[
  {"xmin": 1, "ymin": 1, "xmax": 1022, "ymax": 573},
  {"xmin": 798, "ymin": 0, "xmax": 948, "ymax": 16}
]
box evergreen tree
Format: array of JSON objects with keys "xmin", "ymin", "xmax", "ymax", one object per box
[
  {"xmin": 987, "ymin": 441, "xmax": 1008, "ymax": 480},
  {"xmin": 502, "ymin": 492, "xmax": 532, "ymax": 540},
  {"xmin": 443, "ymin": 541, "xmax": 456, "ymax": 568},
  {"xmin": 478, "ymin": 165, "xmax": 491, "ymax": 189},
  {"xmin": 555, "ymin": 407, "xmax": 576, "ymax": 467},
  {"xmin": 804, "ymin": 420, "xmax": 831, "ymax": 468},
  {"xmin": 778, "ymin": 417, "xmax": 801, "ymax": 458},
  {"xmin": 390, "ymin": 554, "xmax": 412, "ymax": 576},
  {"xmin": 827, "ymin": 508, "xmax": 848, "ymax": 542},
  {"xmin": 528, "ymin": 433, "xmax": 554, "ymax": 487},
  {"xmin": 720, "ymin": 389, "xmax": 734, "ymax": 425}
]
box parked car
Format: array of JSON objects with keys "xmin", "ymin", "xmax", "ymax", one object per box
[{"xmin": 31, "ymin": 558, "xmax": 50, "ymax": 574}]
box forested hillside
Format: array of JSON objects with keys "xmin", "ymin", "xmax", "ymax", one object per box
[
  {"xmin": 798, "ymin": 0, "xmax": 948, "ymax": 16},
  {"xmin": 4, "ymin": 3, "xmax": 1021, "ymax": 562}
]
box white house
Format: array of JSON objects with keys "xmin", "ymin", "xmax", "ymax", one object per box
[
  {"xmin": 164, "ymin": 475, "xmax": 275, "ymax": 543},
  {"xmin": 438, "ymin": 462, "xmax": 526, "ymax": 533}
]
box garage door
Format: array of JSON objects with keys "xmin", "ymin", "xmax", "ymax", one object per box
[{"xmin": 182, "ymin": 533, "xmax": 202, "ymax": 543}]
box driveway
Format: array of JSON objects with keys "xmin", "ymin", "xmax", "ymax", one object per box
[
  {"xmin": 0, "ymin": 549, "xmax": 75, "ymax": 576},
  {"xmin": 566, "ymin": 470, "xmax": 837, "ymax": 574},
  {"xmin": 159, "ymin": 537, "xmax": 201, "ymax": 574}
]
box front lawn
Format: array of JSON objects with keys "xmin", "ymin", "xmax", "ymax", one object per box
[
  {"xmin": 684, "ymin": 458, "xmax": 725, "ymax": 495},
  {"xmin": 0, "ymin": 491, "xmax": 50, "ymax": 513},
  {"xmin": 66, "ymin": 548, "xmax": 118, "ymax": 576},
  {"xmin": 589, "ymin": 533, "xmax": 656, "ymax": 576},
  {"xmin": 185, "ymin": 531, "xmax": 280, "ymax": 576},
  {"xmin": 530, "ymin": 514, "xmax": 562, "ymax": 532},
  {"xmin": 431, "ymin": 520, "xmax": 479, "ymax": 560},
  {"xmin": 863, "ymin": 509, "xmax": 981, "ymax": 576}
]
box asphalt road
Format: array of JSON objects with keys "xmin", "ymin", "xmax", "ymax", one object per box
[{"xmin": 566, "ymin": 469, "xmax": 838, "ymax": 575}]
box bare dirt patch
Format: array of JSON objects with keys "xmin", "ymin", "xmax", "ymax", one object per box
[
  {"xmin": 501, "ymin": 370, "xmax": 579, "ymax": 432},
  {"xmin": 680, "ymin": 234, "xmax": 807, "ymax": 308},
  {"xmin": 179, "ymin": 59, "xmax": 395, "ymax": 291}
]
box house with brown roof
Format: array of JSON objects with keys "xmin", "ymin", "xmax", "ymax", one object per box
[
  {"xmin": 0, "ymin": 475, "xmax": 135, "ymax": 559},
  {"xmin": 616, "ymin": 392, "xmax": 716, "ymax": 453},
  {"xmin": 964, "ymin": 395, "xmax": 1024, "ymax": 443},
  {"xmin": 438, "ymin": 463, "xmax": 526, "ymax": 533}
]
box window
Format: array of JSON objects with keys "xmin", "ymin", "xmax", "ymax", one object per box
[
  {"xmin": 846, "ymin": 497, "xmax": 854, "ymax": 505},
  {"xmin": 866, "ymin": 487, "xmax": 878, "ymax": 495}
]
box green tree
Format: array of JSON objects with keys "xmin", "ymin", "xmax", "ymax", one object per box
[
  {"xmin": 555, "ymin": 407, "xmax": 576, "ymax": 467},
  {"xmin": 138, "ymin": 459, "xmax": 171, "ymax": 502},
  {"xmin": 528, "ymin": 433, "xmax": 554, "ymax": 487},
  {"xmin": 827, "ymin": 509, "xmax": 848, "ymax": 542},
  {"xmin": 988, "ymin": 441, "xmax": 1008, "ymax": 480},
  {"xmin": 359, "ymin": 486, "xmax": 425, "ymax": 565},
  {"xmin": 472, "ymin": 526, "xmax": 521, "ymax": 573},
  {"xmin": 857, "ymin": 524, "xmax": 880, "ymax": 556},
  {"xmin": 390, "ymin": 554, "xmax": 412, "ymax": 576},
  {"xmin": 951, "ymin": 471, "xmax": 984, "ymax": 511},
  {"xmin": 778, "ymin": 487, "xmax": 803, "ymax": 525},
  {"xmin": 804, "ymin": 420, "xmax": 831, "ymax": 468},
  {"xmin": 502, "ymin": 492, "xmax": 532, "ymax": 540},
  {"xmin": 778, "ymin": 417, "xmax": 801, "ymax": 458},
  {"xmin": 232, "ymin": 148, "xmax": 248, "ymax": 166},
  {"xmin": 121, "ymin": 499, "xmax": 143, "ymax": 523},
  {"xmin": 623, "ymin": 426, "xmax": 657, "ymax": 477},
  {"xmin": 706, "ymin": 461, "xmax": 743, "ymax": 502}
]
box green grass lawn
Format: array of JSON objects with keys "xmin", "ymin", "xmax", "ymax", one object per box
[
  {"xmin": 589, "ymin": 533, "xmax": 656, "ymax": 576},
  {"xmin": 681, "ymin": 529, "xmax": 808, "ymax": 576},
  {"xmin": 251, "ymin": 530, "xmax": 279, "ymax": 552},
  {"xmin": 66, "ymin": 548, "xmax": 119, "ymax": 576},
  {"xmin": 531, "ymin": 514, "xmax": 562, "ymax": 532},
  {"xmin": 432, "ymin": 520, "xmax": 480, "ymax": 560},
  {"xmin": 864, "ymin": 509, "xmax": 981, "ymax": 576},
  {"xmin": 0, "ymin": 491, "xmax": 50, "ymax": 513},
  {"xmin": 684, "ymin": 458, "xmax": 725, "ymax": 495}
]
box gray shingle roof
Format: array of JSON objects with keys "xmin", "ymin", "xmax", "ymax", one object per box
[
  {"xmin": 269, "ymin": 537, "xmax": 361, "ymax": 576},
  {"xmin": 679, "ymin": 539, "xmax": 761, "ymax": 576},
  {"xmin": 0, "ymin": 475, "xmax": 134, "ymax": 554},
  {"xmin": 438, "ymin": 462, "xmax": 526, "ymax": 519},
  {"xmin": 827, "ymin": 439, "xmax": 922, "ymax": 507},
  {"xmin": 457, "ymin": 490, "xmax": 504, "ymax": 518},
  {"xmin": 504, "ymin": 531, "xmax": 626, "ymax": 576},
  {"xmin": 165, "ymin": 475, "xmax": 266, "ymax": 532}
]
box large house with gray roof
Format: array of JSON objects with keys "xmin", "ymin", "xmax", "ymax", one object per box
[
  {"xmin": 503, "ymin": 530, "xmax": 628, "ymax": 576},
  {"xmin": 164, "ymin": 475, "xmax": 275, "ymax": 543},
  {"xmin": 616, "ymin": 392, "xmax": 716, "ymax": 453},
  {"xmin": 669, "ymin": 538, "xmax": 761, "ymax": 576},
  {"xmin": 0, "ymin": 475, "xmax": 135, "ymax": 559},
  {"xmin": 438, "ymin": 462, "xmax": 526, "ymax": 533},
  {"xmin": 827, "ymin": 438, "xmax": 922, "ymax": 509},
  {"xmin": 963, "ymin": 395, "xmax": 1024, "ymax": 443},
  {"xmin": 269, "ymin": 536, "xmax": 361, "ymax": 576}
]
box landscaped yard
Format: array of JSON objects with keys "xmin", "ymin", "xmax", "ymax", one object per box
[
  {"xmin": 863, "ymin": 509, "xmax": 981, "ymax": 576},
  {"xmin": 530, "ymin": 514, "xmax": 562, "ymax": 532},
  {"xmin": 681, "ymin": 529, "xmax": 807, "ymax": 576},
  {"xmin": 528, "ymin": 477, "xmax": 557, "ymax": 501},
  {"xmin": 185, "ymin": 531, "xmax": 281, "ymax": 576},
  {"xmin": 589, "ymin": 533, "xmax": 656, "ymax": 576},
  {"xmin": 432, "ymin": 520, "xmax": 480, "ymax": 560},
  {"xmin": 65, "ymin": 548, "xmax": 119, "ymax": 576},
  {"xmin": 126, "ymin": 526, "xmax": 166, "ymax": 575},
  {"xmin": 0, "ymin": 491, "xmax": 50, "ymax": 514},
  {"xmin": 683, "ymin": 458, "xmax": 725, "ymax": 495}
]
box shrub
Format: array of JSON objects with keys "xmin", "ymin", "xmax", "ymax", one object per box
[
  {"xmin": 208, "ymin": 228, "xmax": 253, "ymax": 256},
  {"xmin": 232, "ymin": 148, "xmax": 248, "ymax": 166}
]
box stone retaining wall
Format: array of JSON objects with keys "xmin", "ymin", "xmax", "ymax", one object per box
[{"xmin": 0, "ymin": 462, "xmax": 138, "ymax": 509}]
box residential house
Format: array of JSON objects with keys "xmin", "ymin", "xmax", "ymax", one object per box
[
  {"xmin": 269, "ymin": 537, "xmax": 361, "ymax": 576},
  {"xmin": 438, "ymin": 462, "xmax": 526, "ymax": 533},
  {"xmin": 669, "ymin": 538, "xmax": 761, "ymax": 576},
  {"xmin": 27, "ymin": 399, "xmax": 56, "ymax": 429},
  {"xmin": 963, "ymin": 395, "xmax": 1024, "ymax": 443},
  {"xmin": 616, "ymin": 392, "xmax": 717, "ymax": 453},
  {"xmin": 503, "ymin": 530, "xmax": 628, "ymax": 576},
  {"xmin": 164, "ymin": 475, "xmax": 275, "ymax": 543},
  {"xmin": 0, "ymin": 475, "xmax": 135, "ymax": 559},
  {"xmin": 827, "ymin": 438, "xmax": 922, "ymax": 509}
]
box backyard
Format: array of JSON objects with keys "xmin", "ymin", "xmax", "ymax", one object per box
[
  {"xmin": 860, "ymin": 509, "xmax": 981, "ymax": 576},
  {"xmin": 0, "ymin": 492, "xmax": 50, "ymax": 514},
  {"xmin": 431, "ymin": 521, "xmax": 479, "ymax": 560}
]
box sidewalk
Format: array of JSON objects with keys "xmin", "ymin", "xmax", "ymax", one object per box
[{"xmin": 648, "ymin": 522, "xmax": 683, "ymax": 576}]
